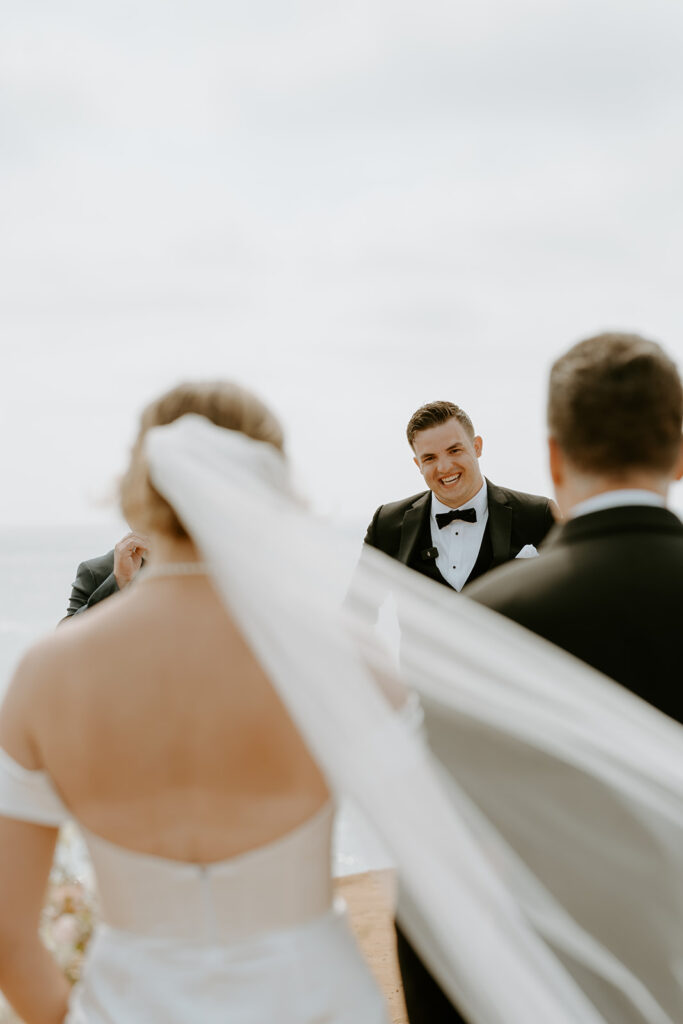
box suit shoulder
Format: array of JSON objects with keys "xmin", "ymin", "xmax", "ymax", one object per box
[
  {"xmin": 488, "ymin": 482, "xmax": 553, "ymax": 510},
  {"xmin": 488, "ymin": 482, "xmax": 556, "ymax": 545},
  {"xmin": 365, "ymin": 491, "xmax": 429, "ymax": 553},
  {"xmin": 373, "ymin": 490, "xmax": 429, "ymax": 521},
  {"xmin": 77, "ymin": 549, "xmax": 115, "ymax": 579}
]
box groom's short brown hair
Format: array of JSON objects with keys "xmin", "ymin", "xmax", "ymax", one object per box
[
  {"xmin": 406, "ymin": 401, "xmax": 475, "ymax": 448},
  {"xmin": 548, "ymin": 332, "xmax": 682, "ymax": 475}
]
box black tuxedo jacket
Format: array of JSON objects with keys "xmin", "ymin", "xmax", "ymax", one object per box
[
  {"xmin": 393, "ymin": 502, "xmax": 682, "ymax": 1024},
  {"xmin": 467, "ymin": 503, "xmax": 683, "ymax": 721},
  {"xmin": 366, "ymin": 480, "xmax": 554, "ymax": 1024},
  {"xmin": 364, "ymin": 479, "xmax": 555, "ymax": 589},
  {"xmin": 414, "ymin": 504, "xmax": 683, "ymax": 1022},
  {"xmin": 62, "ymin": 550, "xmax": 118, "ymax": 620}
]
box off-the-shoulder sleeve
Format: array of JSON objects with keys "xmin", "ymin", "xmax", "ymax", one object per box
[{"xmin": 0, "ymin": 747, "xmax": 69, "ymax": 826}]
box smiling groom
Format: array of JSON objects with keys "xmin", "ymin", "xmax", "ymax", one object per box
[
  {"xmin": 365, "ymin": 400, "xmax": 557, "ymax": 1024},
  {"xmin": 364, "ymin": 401, "xmax": 557, "ymax": 593}
]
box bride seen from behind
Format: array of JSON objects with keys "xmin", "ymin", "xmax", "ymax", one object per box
[
  {"xmin": 0, "ymin": 382, "xmax": 388, "ymax": 1024},
  {"xmin": 4, "ymin": 372, "xmax": 683, "ymax": 1024}
]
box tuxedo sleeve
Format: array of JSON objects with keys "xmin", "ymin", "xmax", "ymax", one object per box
[
  {"xmin": 363, "ymin": 505, "xmax": 383, "ymax": 549},
  {"xmin": 523, "ymin": 497, "xmax": 557, "ymax": 549},
  {"xmin": 61, "ymin": 561, "xmax": 119, "ymax": 622},
  {"xmin": 540, "ymin": 499, "xmax": 558, "ymax": 542}
]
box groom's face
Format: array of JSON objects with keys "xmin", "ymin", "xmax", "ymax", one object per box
[{"xmin": 412, "ymin": 418, "xmax": 484, "ymax": 508}]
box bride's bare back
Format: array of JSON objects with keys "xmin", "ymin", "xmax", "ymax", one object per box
[{"xmin": 6, "ymin": 572, "xmax": 329, "ymax": 863}]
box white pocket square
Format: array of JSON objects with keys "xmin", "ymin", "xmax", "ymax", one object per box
[{"xmin": 515, "ymin": 544, "xmax": 538, "ymax": 559}]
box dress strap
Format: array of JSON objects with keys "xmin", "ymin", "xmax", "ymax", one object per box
[{"xmin": 0, "ymin": 747, "xmax": 68, "ymax": 826}]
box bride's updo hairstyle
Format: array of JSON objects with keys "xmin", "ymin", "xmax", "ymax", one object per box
[{"xmin": 120, "ymin": 380, "xmax": 284, "ymax": 538}]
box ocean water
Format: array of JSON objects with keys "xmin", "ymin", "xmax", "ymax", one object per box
[{"xmin": 0, "ymin": 525, "xmax": 390, "ymax": 877}]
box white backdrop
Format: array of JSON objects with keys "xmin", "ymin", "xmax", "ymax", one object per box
[{"xmin": 2, "ymin": 0, "xmax": 682, "ymax": 528}]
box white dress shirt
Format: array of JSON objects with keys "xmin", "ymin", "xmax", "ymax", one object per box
[
  {"xmin": 430, "ymin": 481, "xmax": 489, "ymax": 592},
  {"xmin": 569, "ymin": 489, "xmax": 666, "ymax": 519}
]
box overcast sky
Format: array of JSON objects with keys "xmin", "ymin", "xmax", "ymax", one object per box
[{"xmin": 2, "ymin": 0, "xmax": 682, "ymax": 531}]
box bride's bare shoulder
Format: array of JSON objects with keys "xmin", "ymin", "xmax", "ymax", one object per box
[
  {"xmin": 4, "ymin": 594, "xmax": 133, "ymax": 711},
  {"xmin": 0, "ymin": 631, "xmax": 71, "ymax": 767},
  {"xmin": 0, "ymin": 596, "xmax": 136, "ymax": 765},
  {"xmin": 38, "ymin": 592, "xmax": 126, "ymax": 658}
]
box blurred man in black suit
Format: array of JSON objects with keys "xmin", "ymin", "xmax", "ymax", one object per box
[
  {"xmin": 469, "ymin": 332, "xmax": 683, "ymax": 718},
  {"xmin": 61, "ymin": 532, "xmax": 148, "ymax": 620},
  {"xmin": 400, "ymin": 333, "xmax": 682, "ymax": 1023}
]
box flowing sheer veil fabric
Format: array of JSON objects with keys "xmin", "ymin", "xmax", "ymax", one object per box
[{"xmin": 146, "ymin": 415, "xmax": 683, "ymax": 1024}]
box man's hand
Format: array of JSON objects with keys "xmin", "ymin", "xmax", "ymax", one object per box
[{"xmin": 113, "ymin": 532, "xmax": 150, "ymax": 589}]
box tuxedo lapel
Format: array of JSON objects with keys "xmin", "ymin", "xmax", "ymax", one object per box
[
  {"xmin": 464, "ymin": 527, "xmax": 493, "ymax": 586},
  {"xmin": 485, "ymin": 480, "xmax": 513, "ymax": 568},
  {"xmin": 397, "ymin": 492, "xmax": 431, "ymax": 565},
  {"xmin": 397, "ymin": 492, "xmax": 449, "ymax": 586}
]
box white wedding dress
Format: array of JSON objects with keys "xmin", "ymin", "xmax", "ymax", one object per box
[{"xmin": 0, "ymin": 749, "xmax": 387, "ymax": 1022}]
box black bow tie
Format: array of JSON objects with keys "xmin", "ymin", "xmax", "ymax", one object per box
[{"xmin": 436, "ymin": 507, "xmax": 477, "ymax": 529}]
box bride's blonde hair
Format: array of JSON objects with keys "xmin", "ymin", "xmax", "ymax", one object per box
[{"xmin": 120, "ymin": 380, "xmax": 284, "ymax": 538}]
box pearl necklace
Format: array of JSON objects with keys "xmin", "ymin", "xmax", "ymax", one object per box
[{"xmin": 137, "ymin": 562, "xmax": 210, "ymax": 582}]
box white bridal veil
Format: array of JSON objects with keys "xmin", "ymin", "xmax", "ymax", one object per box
[{"xmin": 147, "ymin": 415, "xmax": 683, "ymax": 1024}]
